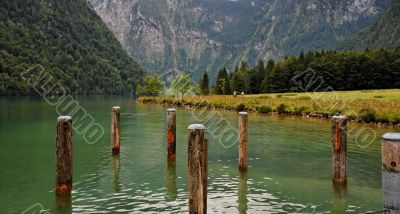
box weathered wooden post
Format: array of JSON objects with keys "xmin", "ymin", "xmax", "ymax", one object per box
[
  {"xmin": 167, "ymin": 108, "xmax": 177, "ymax": 163},
  {"xmin": 203, "ymin": 139, "xmax": 208, "ymax": 212},
  {"xmin": 188, "ymin": 124, "xmax": 206, "ymax": 214},
  {"xmin": 239, "ymin": 112, "xmax": 248, "ymax": 171},
  {"xmin": 331, "ymin": 116, "xmax": 347, "ymax": 185},
  {"xmin": 56, "ymin": 116, "xmax": 73, "ymax": 196},
  {"xmin": 111, "ymin": 106, "xmax": 120, "ymax": 155},
  {"xmin": 382, "ymin": 133, "xmax": 400, "ymax": 213}
]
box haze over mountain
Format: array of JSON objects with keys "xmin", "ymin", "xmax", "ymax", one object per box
[{"xmin": 91, "ymin": 0, "xmax": 398, "ymax": 80}]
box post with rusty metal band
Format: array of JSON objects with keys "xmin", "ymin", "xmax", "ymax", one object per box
[
  {"xmin": 111, "ymin": 106, "xmax": 121, "ymax": 155},
  {"xmin": 188, "ymin": 124, "xmax": 206, "ymax": 214},
  {"xmin": 331, "ymin": 116, "xmax": 347, "ymax": 186},
  {"xmin": 382, "ymin": 133, "xmax": 400, "ymax": 213},
  {"xmin": 239, "ymin": 112, "xmax": 248, "ymax": 171},
  {"xmin": 56, "ymin": 116, "xmax": 73, "ymax": 196},
  {"xmin": 203, "ymin": 139, "xmax": 208, "ymax": 212},
  {"xmin": 167, "ymin": 108, "xmax": 177, "ymax": 163}
]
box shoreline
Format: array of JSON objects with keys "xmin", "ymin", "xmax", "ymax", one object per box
[{"xmin": 138, "ymin": 97, "xmax": 400, "ymax": 129}]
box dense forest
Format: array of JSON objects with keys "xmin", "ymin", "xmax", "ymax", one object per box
[
  {"xmin": 0, "ymin": 0, "xmax": 144, "ymax": 96},
  {"xmin": 209, "ymin": 48, "xmax": 400, "ymax": 95}
]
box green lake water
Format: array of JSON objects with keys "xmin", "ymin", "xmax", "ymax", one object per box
[{"xmin": 0, "ymin": 96, "xmax": 399, "ymax": 213}]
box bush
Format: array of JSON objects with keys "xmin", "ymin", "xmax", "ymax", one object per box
[
  {"xmin": 141, "ymin": 97, "xmax": 155, "ymax": 103},
  {"xmin": 297, "ymin": 96, "xmax": 311, "ymax": 100},
  {"xmin": 174, "ymin": 100, "xmax": 182, "ymax": 106},
  {"xmin": 277, "ymin": 104, "xmax": 287, "ymax": 113},
  {"xmin": 196, "ymin": 100, "xmax": 209, "ymax": 107},
  {"xmin": 213, "ymin": 102, "xmax": 224, "ymax": 108},
  {"xmin": 236, "ymin": 103, "xmax": 246, "ymax": 111},
  {"xmin": 256, "ymin": 105, "xmax": 272, "ymax": 113},
  {"xmin": 358, "ymin": 108, "xmax": 376, "ymax": 123},
  {"xmin": 258, "ymin": 95, "xmax": 271, "ymax": 99},
  {"xmin": 294, "ymin": 106, "xmax": 306, "ymax": 115}
]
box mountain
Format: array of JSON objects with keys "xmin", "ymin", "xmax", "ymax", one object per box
[
  {"xmin": 91, "ymin": 0, "xmax": 391, "ymax": 80},
  {"xmin": 339, "ymin": 0, "xmax": 400, "ymax": 50},
  {"xmin": 0, "ymin": 0, "xmax": 144, "ymax": 96}
]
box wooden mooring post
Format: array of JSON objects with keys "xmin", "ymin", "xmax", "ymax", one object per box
[
  {"xmin": 111, "ymin": 106, "xmax": 121, "ymax": 155},
  {"xmin": 239, "ymin": 112, "xmax": 248, "ymax": 171},
  {"xmin": 167, "ymin": 108, "xmax": 177, "ymax": 163},
  {"xmin": 203, "ymin": 138, "xmax": 208, "ymax": 212},
  {"xmin": 56, "ymin": 116, "xmax": 73, "ymax": 196},
  {"xmin": 331, "ymin": 116, "xmax": 347, "ymax": 186},
  {"xmin": 382, "ymin": 133, "xmax": 400, "ymax": 213},
  {"xmin": 188, "ymin": 124, "xmax": 206, "ymax": 214}
]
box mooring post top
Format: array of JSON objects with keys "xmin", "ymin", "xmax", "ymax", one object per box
[
  {"xmin": 167, "ymin": 108, "xmax": 176, "ymax": 112},
  {"xmin": 239, "ymin": 112, "xmax": 248, "ymax": 116},
  {"xmin": 188, "ymin": 124, "xmax": 205, "ymax": 130},
  {"xmin": 382, "ymin": 133, "xmax": 400, "ymax": 142},
  {"xmin": 57, "ymin": 116, "xmax": 72, "ymax": 121},
  {"xmin": 112, "ymin": 106, "xmax": 120, "ymax": 109},
  {"xmin": 332, "ymin": 115, "xmax": 347, "ymax": 120}
]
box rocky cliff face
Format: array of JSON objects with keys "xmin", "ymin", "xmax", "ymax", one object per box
[
  {"xmin": 91, "ymin": 0, "xmax": 390, "ymax": 80},
  {"xmin": 340, "ymin": 0, "xmax": 400, "ymax": 50}
]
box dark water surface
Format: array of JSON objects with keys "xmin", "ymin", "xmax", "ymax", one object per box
[{"xmin": 0, "ymin": 97, "xmax": 398, "ymax": 213}]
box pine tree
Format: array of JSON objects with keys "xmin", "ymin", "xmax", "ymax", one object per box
[
  {"xmin": 215, "ymin": 67, "xmax": 229, "ymax": 95},
  {"xmin": 260, "ymin": 59, "xmax": 275, "ymax": 93},
  {"xmin": 200, "ymin": 71, "xmax": 209, "ymax": 95}
]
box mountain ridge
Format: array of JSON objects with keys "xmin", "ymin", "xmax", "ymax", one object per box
[{"xmin": 91, "ymin": 0, "xmax": 396, "ymax": 80}]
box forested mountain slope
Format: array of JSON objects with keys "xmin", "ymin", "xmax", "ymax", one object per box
[{"xmin": 0, "ymin": 0, "xmax": 144, "ymax": 95}]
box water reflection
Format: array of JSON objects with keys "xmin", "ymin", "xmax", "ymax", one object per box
[
  {"xmin": 112, "ymin": 155, "xmax": 121, "ymax": 193},
  {"xmin": 165, "ymin": 161, "xmax": 177, "ymax": 202},
  {"xmin": 238, "ymin": 171, "xmax": 248, "ymax": 214},
  {"xmin": 55, "ymin": 194, "xmax": 72, "ymax": 214},
  {"xmin": 383, "ymin": 170, "xmax": 400, "ymax": 214},
  {"xmin": 331, "ymin": 184, "xmax": 347, "ymax": 214}
]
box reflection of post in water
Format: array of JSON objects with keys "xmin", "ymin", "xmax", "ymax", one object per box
[
  {"xmin": 165, "ymin": 161, "xmax": 177, "ymax": 202},
  {"xmin": 112, "ymin": 154, "xmax": 121, "ymax": 193},
  {"xmin": 331, "ymin": 184, "xmax": 347, "ymax": 214},
  {"xmin": 56, "ymin": 194, "xmax": 72, "ymax": 214},
  {"xmin": 382, "ymin": 171, "xmax": 400, "ymax": 214},
  {"xmin": 238, "ymin": 171, "xmax": 248, "ymax": 214},
  {"xmin": 381, "ymin": 133, "xmax": 400, "ymax": 214}
]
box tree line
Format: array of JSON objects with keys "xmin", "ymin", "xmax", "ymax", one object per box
[{"xmin": 201, "ymin": 48, "xmax": 400, "ymax": 95}]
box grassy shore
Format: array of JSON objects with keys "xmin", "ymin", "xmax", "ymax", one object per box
[{"xmin": 138, "ymin": 89, "xmax": 400, "ymax": 125}]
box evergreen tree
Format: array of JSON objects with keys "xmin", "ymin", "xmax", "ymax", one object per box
[
  {"xmin": 200, "ymin": 71, "xmax": 209, "ymax": 95},
  {"xmin": 240, "ymin": 61, "xmax": 248, "ymax": 72},
  {"xmin": 215, "ymin": 67, "xmax": 229, "ymax": 95},
  {"xmin": 260, "ymin": 59, "xmax": 275, "ymax": 93}
]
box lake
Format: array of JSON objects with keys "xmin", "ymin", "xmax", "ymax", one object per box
[{"xmin": 0, "ymin": 96, "xmax": 398, "ymax": 213}]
